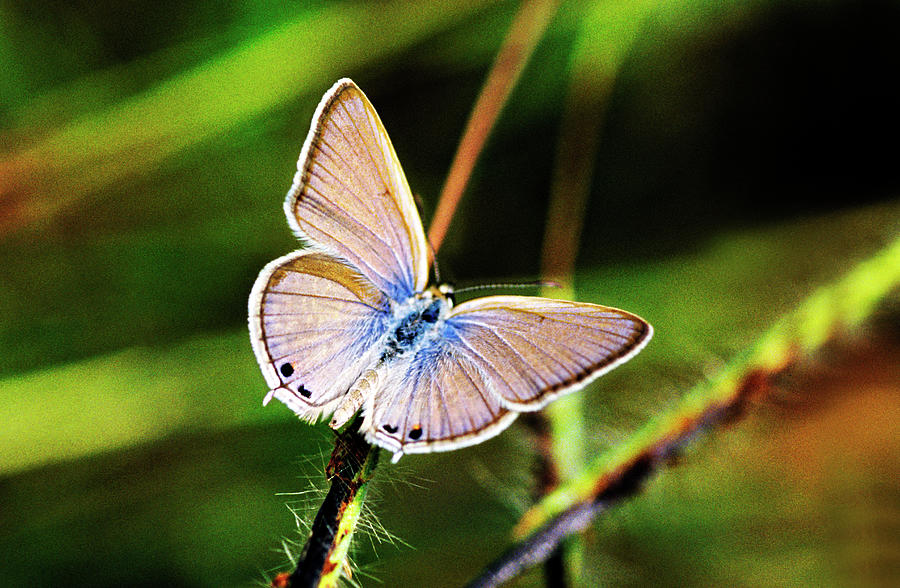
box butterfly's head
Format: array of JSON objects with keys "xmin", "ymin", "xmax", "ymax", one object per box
[
  {"xmin": 437, "ymin": 283, "xmax": 455, "ymax": 307},
  {"xmin": 420, "ymin": 283, "xmax": 455, "ymax": 308}
]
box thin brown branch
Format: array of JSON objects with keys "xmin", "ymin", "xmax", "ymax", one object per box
[
  {"xmin": 427, "ymin": 0, "xmax": 560, "ymax": 254},
  {"xmin": 519, "ymin": 410, "xmax": 567, "ymax": 586}
]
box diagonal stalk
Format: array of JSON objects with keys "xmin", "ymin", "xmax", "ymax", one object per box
[
  {"xmin": 428, "ymin": 0, "xmax": 560, "ymax": 253},
  {"xmin": 467, "ymin": 231, "xmax": 900, "ymax": 587}
]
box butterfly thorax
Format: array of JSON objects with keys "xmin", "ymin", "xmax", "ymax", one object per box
[{"xmin": 381, "ymin": 287, "xmax": 451, "ymax": 362}]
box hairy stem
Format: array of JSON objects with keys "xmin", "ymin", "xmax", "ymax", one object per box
[{"xmin": 287, "ymin": 421, "xmax": 379, "ymax": 588}]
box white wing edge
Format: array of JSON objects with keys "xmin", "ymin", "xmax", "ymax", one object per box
[
  {"xmin": 282, "ymin": 79, "xmax": 354, "ymax": 258},
  {"xmin": 500, "ymin": 322, "xmax": 652, "ymax": 413},
  {"xmin": 270, "ymin": 388, "xmax": 345, "ymax": 425},
  {"xmin": 361, "ymin": 397, "xmax": 520, "ymax": 463}
]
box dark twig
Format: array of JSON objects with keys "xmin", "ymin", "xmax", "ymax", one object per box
[
  {"xmin": 281, "ymin": 419, "xmax": 379, "ymax": 588},
  {"xmin": 466, "ymin": 456, "xmax": 654, "ymax": 588},
  {"xmin": 519, "ymin": 412, "xmax": 566, "ymax": 587}
]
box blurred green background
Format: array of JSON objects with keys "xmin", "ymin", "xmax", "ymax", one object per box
[{"xmin": 1, "ymin": 0, "xmax": 898, "ymax": 586}]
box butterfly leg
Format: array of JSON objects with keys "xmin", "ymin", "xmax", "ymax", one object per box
[{"xmin": 330, "ymin": 368, "xmax": 381, "ymax": 430}]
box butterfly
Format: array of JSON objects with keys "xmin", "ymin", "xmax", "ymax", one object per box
[{"xmin": 249, "ymin": 78, "xmax": 652, "ymax": 462}]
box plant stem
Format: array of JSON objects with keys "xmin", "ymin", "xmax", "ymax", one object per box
[
  {"xmin": 536, "ymin": 2, "xmax": 652, "ymax": 582},
  {"xmin": 288, "ymin": 420, "xmax": 379, "ymax": 588},
  {"xmin": 468, "ymin": 231, "xmax": 900, "ymax": 586},
  {"xmin": 427, "ymin": 0, "xmax": 560, "ymax": 253}
]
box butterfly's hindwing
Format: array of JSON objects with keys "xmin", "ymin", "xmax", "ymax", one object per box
[
  {"xmin": 362, "ymin": 335, "xmax": 517, "ymax": 456},
  {"xmin": 249, "ymin": 251, "xmax": 392, "ymax": 421}
]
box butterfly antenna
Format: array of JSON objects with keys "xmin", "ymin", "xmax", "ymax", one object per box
[
  {"xmin": 430, "ymin": 242, "xmax": 442, "ymax": 284},
  {"xmin": 413, "ymin": 191, "xmax": 442, "ymax": 284},
  {"xmin": 453, "ymin": 280, "xmax": 560, "ymax": 295}
]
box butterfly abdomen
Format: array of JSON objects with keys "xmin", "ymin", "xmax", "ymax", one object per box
[
  {"xmin": 331, "ymin": 296, "xmax": 448, "ymax": 430},
  {"xmin": 330, "ymin": 367, "xmax": 381, "ymax": 429}
]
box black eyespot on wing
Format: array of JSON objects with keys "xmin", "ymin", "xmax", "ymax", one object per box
[
  {"xmin": 409, "ymin": 425, "xmax": 422, "ymax": 440},
  {"xmin": 383, "ymin": 424, "xmax": 398, "ymax": 434},
  {"xmin": 280, "ymin": 363, "xmax": 294, "ymax": 378},
  {"xmin": 297, "ymin": 384, "xmax": 311, "ymax": 398}
]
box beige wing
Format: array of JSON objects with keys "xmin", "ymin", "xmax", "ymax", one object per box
[
  {"xmin": 248, "ymin": 251, "xmax": 392, "ymax": 421},
  {"xmin": 361, "ymin": 339, "xmax": 517, "ymax": 460},
  {"xmin": 284, "ymin": 78, "xmax": 429, "ymax": 302},
  {"xmin": 445, "ymin": 296, "xmax": 652, "ymax": 410}
]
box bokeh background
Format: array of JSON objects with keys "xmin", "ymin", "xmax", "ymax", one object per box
[{"xmin": 2, "ymin": 0, "xmax": 898, "ymax": 586}]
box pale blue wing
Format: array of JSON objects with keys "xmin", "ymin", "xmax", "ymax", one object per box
[
  {"xmin": 361, "ymin": 337, "xmax": 517, "ymax": 458},
  {"xmin": 284, "ymin": 78, "xmax": 429, "ymax": 302},
  {"xmin": 248, "ymin": 251, "xmax": 392, "ymax": 421},
  {"xmin": 444, "ymin": 296, "xmax": 652, "ymax": 410}
]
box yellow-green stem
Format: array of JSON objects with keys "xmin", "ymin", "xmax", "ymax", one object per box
[
  {"xmin": 516, "ymin": 231, "xmax": 900, "ymax": 538},
  {"xmin": 288, "ymin": 423, "xmax": 379, "ymax": 588},
  {"xmin": 318, "ymin": 445, "xmax": 379, "ymax": 587}
]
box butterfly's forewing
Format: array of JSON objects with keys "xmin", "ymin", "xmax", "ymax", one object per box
[
  {"xmin": 285, "ymin": 78, "xmax": 429, "ymax": 302},
  {"xmin": 445, "ymin": 296, "xmax": 652, "ymax": 410},
  {"xmin": 362, "ymin": 340, "xmax": 518, "ymax": 457},
  {"xmin": 249, "ymin": 251, "xmax": 392, "ymax": 421}
]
